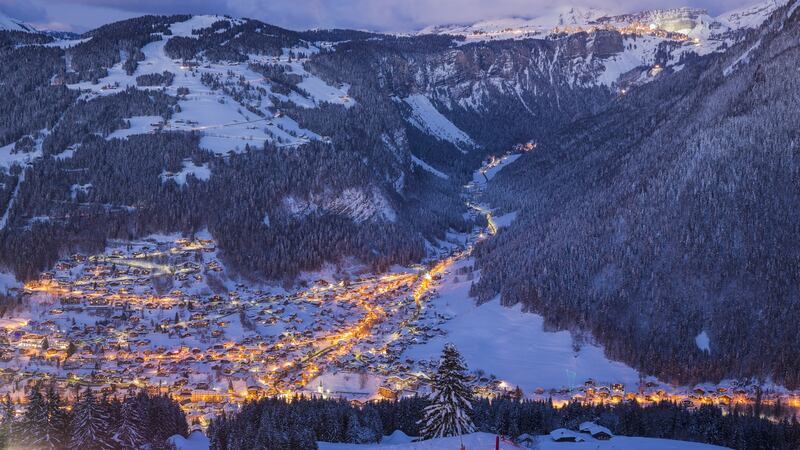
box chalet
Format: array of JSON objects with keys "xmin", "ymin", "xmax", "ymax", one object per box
[
  {"xmin": 550, "ymin": 428, "xmax": 585, "ymax": 442},
  {"xmin": 377, "ymin": 386, "xmax": 397, "ymax": 400},
  {"xmin": 579, "ymin": 422, "xmax": 613, "ymax": 440},
  {"xmin": 16, "ymin": 333, "xmax": 46, "ymax": 350}
]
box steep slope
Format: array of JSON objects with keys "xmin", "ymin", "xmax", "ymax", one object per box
[
  {"xmin": 0, "ymin": 15, "xmax": 465, "ymax": 281},
  {"xmin": 0, "ymin": 12, "xmax": 35, "ymax": 33},
  {"xmin": 473, "ymin": 0, "xmax": 800, "ymax": 386}
]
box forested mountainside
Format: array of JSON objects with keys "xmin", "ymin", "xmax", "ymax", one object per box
[
  {"xmin": 0, "ymin": 0, "xmax": 794, "ymax": 386},
  {"xmin": 472, "ymin": 0, "xmax": 800, "ymax": 387},
  {"xmin": 0, "ymin": 8, "xmax": 690, "ymax": 281}
]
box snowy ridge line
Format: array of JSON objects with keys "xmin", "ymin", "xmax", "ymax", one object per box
[{"xmin": 411, "ymin": 155, "xmax": 449, "ymax": 179}]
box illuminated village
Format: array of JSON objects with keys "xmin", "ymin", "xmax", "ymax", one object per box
[{"xmin": 1, "ymin": 151, "xmax": 798, "ymax": 428}]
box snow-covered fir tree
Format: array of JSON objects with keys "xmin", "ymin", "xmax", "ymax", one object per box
[
  {"xmin": 70, "ymin": 388, "xmax": 113, "ymax": 450},
  {"xmin": 0, "ymin": 394, "xmax": 14, "ymax": 448},
  {"xmin": 20, "ymin": 386, "xmax": 47, "ymax": 448},
  {"xmin": 113, "ymin": 397, "xmax": 147, "ymax": 450},
  {"xmin": 419, "ymin": 343, "xmax": 475, "ymax": 439},
  {"xmin": 44, "ymin": 384, "xmax": 69, "ymax": 449}
]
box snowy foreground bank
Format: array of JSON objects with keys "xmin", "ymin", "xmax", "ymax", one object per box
[
  {"xmin": 319, "ymin": 432, "xmax": 732, "ymax": 450},
  {"xmin": 170, "ymin": 430, "xmax": 731, "ymax": 450}
]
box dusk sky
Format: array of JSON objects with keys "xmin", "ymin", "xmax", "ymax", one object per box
[{"xmin": 1, "ymin": 0, "xmax": 762, "ymax": 32}]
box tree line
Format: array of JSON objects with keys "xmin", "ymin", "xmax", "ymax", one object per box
[{"xmin": 0, "ymin": 385, "xmax": 187, "ymax": 450}]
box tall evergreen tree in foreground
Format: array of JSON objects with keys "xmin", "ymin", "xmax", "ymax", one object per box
[
  {"xmin": 113, "ymin": 397, "xmax": 147, "ymax": 450},
  {"xmin": 420, "ymin": 343, "xmax": 475, "ymax": 439},
  {"xmin": 70, "ymin": 388, "xmax": 113, "ymax": 450}
]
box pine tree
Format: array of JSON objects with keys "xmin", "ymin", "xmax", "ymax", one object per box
[
  {"xmin": 419, "ymin": 344, "xmax": 475, "ymax": 439},
  {"xmin": 70, "ymin": 388, "xmax": 113, "ymax": 450},
  {"xmin": 0, "ymin": 394, "xmax": 14, "ymax": 446},
  {"xmin": 20, "ymin": 385, "xmax": 47, "ymax": 448},
  {"xmin": 44, "ymin": 384, "xmax": 69, "ymax": 449},
  {"xmin": 113, "ymin": 397, "xmax": 147, "ymax": 449}
]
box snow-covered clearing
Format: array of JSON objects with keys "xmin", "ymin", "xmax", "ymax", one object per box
[
  {"xmin": 493, "ymin": 211, "xmax": 517, "ymax": 229},
  {"xmin": 411, "ymin": 155, "xmax": 449, "ymax": 179},
  {"xmin": 402, "ymin": 255, "xmax": 640, "ymax": 392},
  {"xmin": 0, "ymin": 142, "xmax": 41, "ymax": 171},
  {"xmin": 106, "ymin": 115, "xmax": 163, "ymax": 140},
  {"xmin": 169, "ymin": 431, "xmax": 210, "ymax": 450},
  {"xmin": 161, "ymin": 160, "xmax": 211, "ymax": 186},
  {"xmin": 473, "ymin": 154, "xmax": 521, "ymax": 185},
  {"xmin": 402, "ymin": 94, "xmax": 475, "ymax": 151},
  {"xmin": 319, "ymin": 432, "xmax": 731, "ymax": 450},
  {"xmin": 695, "ymin": 331, "xmax": 711, "ymax": 353}
]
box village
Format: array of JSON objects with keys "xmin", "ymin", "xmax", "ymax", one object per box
[{"xmin": 0, "ymin": 149, "xmax": 798, "ymax": 428}]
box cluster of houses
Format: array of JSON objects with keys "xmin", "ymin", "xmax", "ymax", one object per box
[{"xmin": 0, "ymin": 235, "xmax": 470, "ymax": 423}]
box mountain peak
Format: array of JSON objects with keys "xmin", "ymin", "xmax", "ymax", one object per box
[{"xmin": 0, "ymin": 11, "xmax": 36, "ymax": 33}]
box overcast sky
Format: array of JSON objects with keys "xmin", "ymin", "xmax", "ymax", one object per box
[{"xmin": 0, "ymin": 0, "xmax": 760, "ymax": 32}]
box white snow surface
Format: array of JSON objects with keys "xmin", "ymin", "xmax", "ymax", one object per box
[
  {"xmin": 319, "ymin": 432, "xmax": 732, "ymax": 450},
  {"xmin": 169, "ymin": 431, "xmax": 210, "ymax": 450},
  {"xmin": 419, "ymin": 6, "xmax": 610, "ymax": 42},
  {"xmin": 719, "ymin": 0, "xmax": 790, "ymax": 29},
  {"xmin": 0, "ymin": 12, "xmax": 35, "ymax": 32},
  {"xmin": 161, "ymin": 160, "xmax": 211, "ymax": 186},
  {"xmin": 493, "ymin": 211, "xmax": 518, "ymax": 228},
  {"xmin": 402, "ymin": 95, "xmax": 475, "ymax": 150},
  {"xmin": 403, "ymin": 256, "xmax": 640, "ymax": 392},
  {"xmin": 0, "ymin": 142, "xmax": 41, "ymax": 171},
  {"xmin": 473, "ymin": 154, "xmax": 521, "ymax": 185},
  {"xmin": 695, "ymin": 331, "xmax": 711, "ymax": 353},
  {"xmin": 63, "ymin": 15, "xmax": 344, "ymax": 154},
  {"xmin": 411, "ymin": 155, "xmax": 449, "ymax": 179},
  {"xmin": 0, "ymin": 271, "xmax": 20, "ymax": 293},
  {"xmin": 107, "ymin": 116, "xmax": 164, "ymax": 140}
]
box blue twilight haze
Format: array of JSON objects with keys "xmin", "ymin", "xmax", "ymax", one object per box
[{"xmin": 0, "ymin": 0, "xmax": 760, "ymax": 32}]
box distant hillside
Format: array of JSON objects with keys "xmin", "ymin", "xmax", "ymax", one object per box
[{"xmin": 472, "ymin": 0, "xmax": 800, "ymax": 387}]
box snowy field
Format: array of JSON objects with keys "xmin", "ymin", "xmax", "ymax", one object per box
[
  {"xmin": 318, "ymin": 432, "xmax": 731, "ymax": 450},
  {"xmin": 168, "ymin": 430, "xmax": 732, "ymax": 450},
  {"xmin": 402, "ymin": 257, "xmax": 640, "ymax": 392}
]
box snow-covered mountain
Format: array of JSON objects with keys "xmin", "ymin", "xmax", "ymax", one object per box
[
  {"xmin": 0, "ymin": 11, "xmax": 35, "ymax": 33},
  {"xmin": 0, "ymin": 0, "xmax": 798, "ymax": 388},
  {"xmin": 422, "ymin": 1, "xmax": 787, "ymax": 42},
  {"xmin": 417, "ymin": 0, "xmax": 789, "ymax": 89},
  {"xmin": 419, "ymin": 6, "xmax": 611, "ymax": 41}
]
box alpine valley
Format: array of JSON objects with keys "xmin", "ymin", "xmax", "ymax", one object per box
[{"xmin": 0, "ymin": 0, "xmax": 799, "ymax": 448}]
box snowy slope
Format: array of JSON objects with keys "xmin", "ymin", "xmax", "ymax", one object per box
[
  {"xmin": 169, "ymin": 431, "xmax": 210, "ymax": 450},
  {"xmin": 0, "ymin": 12, "xmax": 35, "ymax": 33},
  {"xmin": 402, "ymin": 94, "xmax": 475, "ymax": 150},
  {"xmin": 418, "ymin": 0, "xmax": 786, "ymax": 88},
  {"xmin": 718, "ymin": 0, "xmax": 790, "ymax": 29},
  {"xmin": 319, "ymin": 432, "xmax": 732, "ymax": 450},
  {"xmin": 402, "ymin": 257, "xmax": 640, "ymax": 392},
  {"xmin": 65, "ymin": 15, "xmax": 340, "ymax": 156},
  {"xmin": 420, "ymin": 6, "xmax": 610, "ymax": 42}
]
